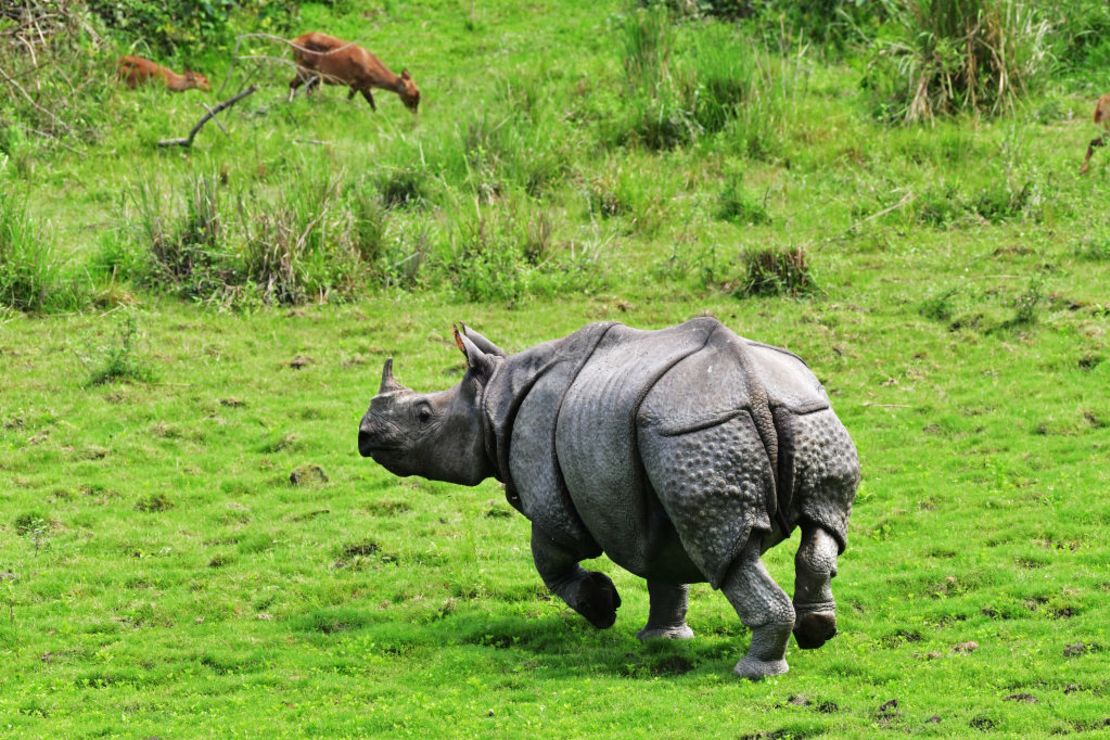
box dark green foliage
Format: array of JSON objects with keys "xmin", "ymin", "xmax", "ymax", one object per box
[
  {"xmin": 85, "ymin": 0, "xmax": 298, "ymax": 55},
  {"xmin": 143, "ymin": 175, "xmax": 224, "ymax": 297}
]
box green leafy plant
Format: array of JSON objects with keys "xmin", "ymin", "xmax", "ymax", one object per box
[
  {"xmin": 865, "ymin": 0, "xmax": 1051, "ymax": 122},
  {"xmin": 85, "ymin": 314, "xmax": 156, "ymax": 386}
]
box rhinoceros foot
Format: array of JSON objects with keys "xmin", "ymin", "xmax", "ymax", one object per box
[
  {"xmin": 733, "ymin": 656, "xmax": 789, "ymax": 680},
  {"xmin": 636, "ymin": 624, "xmax": 694, "ymax": 641},
  {"xmin": 793, "ymin": 610, "xmax": 837, "ymax": 650},
  {"xmin": 571, "ymin": 571, "xmax": 621, "ymax": 629}
]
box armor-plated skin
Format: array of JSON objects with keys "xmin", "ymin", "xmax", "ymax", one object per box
[{"xmin": 358, "ymin": 318, "xmax": 860, "ymax": 679}]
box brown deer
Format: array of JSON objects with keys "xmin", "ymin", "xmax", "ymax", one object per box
[
  {"xmin": 288, "ymin": 32, "xmax": 420, "ymax": 113},
  {"xmin": 1080, "ymin": 93, "xmax": 1110, "ymax": 174},
  {"xmin": 117, "ymin": 55, "xmax": 211, "ymax": 93}
]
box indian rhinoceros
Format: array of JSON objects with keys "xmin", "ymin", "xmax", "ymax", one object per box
[{"xmin": 357, "ymin": 317, "xmax": 859, "ymax": 679}]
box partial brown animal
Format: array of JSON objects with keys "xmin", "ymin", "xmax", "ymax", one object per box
[
  {"xmin": 288, "ymin": 32, "xmax": 420, "ymax": 113},
  {"xmin": 117, "ymin": 56, "xmax": 211, "ymax": 93},
  {"xmin": 1080, "ymin": 93, "xmax": 1110, "ymax": 174}
]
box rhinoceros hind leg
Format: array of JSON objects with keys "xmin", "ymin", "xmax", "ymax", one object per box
[
  {"xmin": 792, "ymin": 525, "xmax": 840, "ymax": 650},
  {"xmin": 723, "ymin": 539, "xmax": 794, "ymax": 680},
  {"xmin": 637, "ymin": 581, "xmax": 694, "ymax": 640},
  {"xmin": 532, "ymin": 525, "xmax": 620, "ymax": 629}
]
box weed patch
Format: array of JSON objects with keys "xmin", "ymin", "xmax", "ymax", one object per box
[
  {"xmin": 83, "ymin": 315, "xmax": 156, "ymax": 386},
  {"xmin": 736, "ymin": 246, "xmax": 816, "ymax": 297}
]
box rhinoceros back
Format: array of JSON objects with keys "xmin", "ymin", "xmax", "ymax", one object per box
[{"xmin": 555, "ymin": 318, "xmax": 722, "ymax": 576}]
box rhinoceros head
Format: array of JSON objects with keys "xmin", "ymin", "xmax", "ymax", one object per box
[{"xmin": 358, "ymin": 325, "xmax": 504, "ymax": 486}]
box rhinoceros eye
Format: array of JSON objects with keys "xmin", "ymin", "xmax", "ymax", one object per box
[{"xmin": 416, "ymin": 403, "xmax": 433, "ymax": 423}]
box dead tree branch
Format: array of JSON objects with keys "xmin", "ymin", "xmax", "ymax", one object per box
[{"xmin": 157, "ymin": 85, "xmax": 257, "ymax": 149}]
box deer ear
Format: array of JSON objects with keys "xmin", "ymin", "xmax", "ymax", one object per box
[
  {"xmin": 453, "ymin": 324, "xmax": 496, "ymax": 384},
  {"xmin": 401, "ymin": 68, "xmax": 411, "ymax": 80}
]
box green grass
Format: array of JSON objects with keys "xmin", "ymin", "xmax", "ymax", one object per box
[{"xmin": 2, "ymin": 0, "xmax": 1109, "ymax": 735}]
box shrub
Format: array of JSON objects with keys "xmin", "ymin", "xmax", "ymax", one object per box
[
  {"xmin": 736, "ymin": 246, "xmax": 816, "ymax": 297},
  {"xmin": 864, "ymin": 0, "xmax": 1051, "ymax": 122},
  {"xmin": 85, "ymin": 0, "xmax": 298, "ymax": 56}
]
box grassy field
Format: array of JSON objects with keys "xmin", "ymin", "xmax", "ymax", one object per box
[{"xmin": 2, "ymin": 0, "xmax": 1109, "ymax": 736}]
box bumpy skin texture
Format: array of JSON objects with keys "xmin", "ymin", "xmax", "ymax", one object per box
[{"xmin": 360, "ymin": 318, "xmax": 860, "ymax": 679}]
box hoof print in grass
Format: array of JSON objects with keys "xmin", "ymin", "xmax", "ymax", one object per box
[
  {"xmin": 1004, "ymin": 693, "xmax": 1038, "ymax": 703},
  {"xmin": 289, "ymin": 464, "xmax": 328, "ymax": 486},
  {"xmin": 208, "ymin": 554, "xmax": 232, "ymax": 568},
  {"xmin": 1064, "ymin": 642, "xmax": 1092, "ymax": 657},
  {"xmin": 876, "ymin": 699, "xmax": 900, "ymax": 727},
  {"xmin": 287, "ymin": 355, "xmax": 313, "ymax": 370}
]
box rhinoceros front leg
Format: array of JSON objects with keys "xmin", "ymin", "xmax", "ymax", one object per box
[
  {"xmin": 531, "ymin": 525, "xmax": 621, "ymax": 629},
  {"xmin": 722, "ymin": 539, "xmax": 795, "ymax": 680},
  {"xmin": 792, "ymin": 525, "xmax": 839, "ymax": 649},
  {"xmin": 637, "ymin": 581, "xmax": 694, "ymax": 640}
]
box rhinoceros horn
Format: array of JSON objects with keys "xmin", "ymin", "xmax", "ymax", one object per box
[{"xmin": 379, "ymin": 358, "xmax": 405, "ymax": 394}]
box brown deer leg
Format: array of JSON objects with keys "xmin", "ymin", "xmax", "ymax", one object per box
[
  {"xmin": 1081, "ymin": 134, "xmax": 1106, "ymax": 174},
  {"xmin": 359, "ymin": 88, "xmax": 377, "ymax": 111},
  {"xmin": 347, "ymin": 87, "xmax": 357, "ymax": 101},
  {"xmin": 288, "ymin": 70, "xmax": 307, "ymax": 102}
]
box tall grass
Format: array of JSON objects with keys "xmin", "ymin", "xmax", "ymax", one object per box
[
  {"xmin": 0, "ymin": 191, "xmax": 81, "ymax": 312},
  {"xmin": 866, "ymin": 0, "xmax": 1051, "ymax": 122},
  {"xmin": 616, "ymin": 5, "xmax": 800, "ymax": 155}
]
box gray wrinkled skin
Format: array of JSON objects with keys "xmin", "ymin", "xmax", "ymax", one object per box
[{"xmin": 358, "ymin": 318, "xmax": 860, "ymax": 679}]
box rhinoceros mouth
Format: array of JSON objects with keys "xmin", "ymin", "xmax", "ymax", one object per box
[{"xmin": 358, "ymin": 430, "xmax": 401, "ymax": 458}]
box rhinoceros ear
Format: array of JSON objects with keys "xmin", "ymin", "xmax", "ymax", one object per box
[
  {"xmin": 453, "ymin": 324, "xmax": 497, "ymax": 384},
  {"xmin": 460, "ymin": 322, "xmax": 505, "ymax": 357}
]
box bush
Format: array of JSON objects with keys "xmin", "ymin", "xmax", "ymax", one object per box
[
  {"xmin": 85, "ymin": 0, "xmax": 298, "ymax": 56},
  {"xmin": 864, "ymin": 0, "xmax": 1051, "ymax": 122}
]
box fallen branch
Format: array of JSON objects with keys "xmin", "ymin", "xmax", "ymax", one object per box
[{"xmin": 157, "ymin": 84, "xmax": 257, "ymax": 149}]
